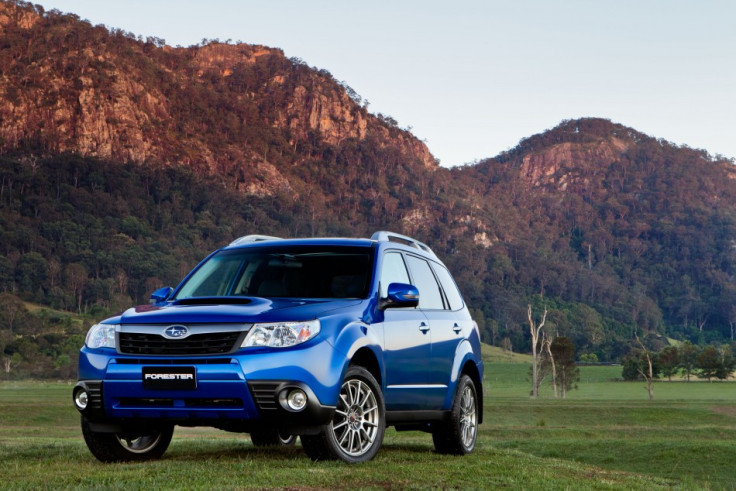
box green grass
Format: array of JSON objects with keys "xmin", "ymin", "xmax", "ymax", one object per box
[
  {"xmin": 483, "ymin": 363, "xmax": 736, "ymax": 489},
  {"xmin": 2, "ymin": 366, "xmax": 736, "ymax": 489},
  {"xmin": 481, "ymin": 343, "xmax": 533, "ymax": 364}
]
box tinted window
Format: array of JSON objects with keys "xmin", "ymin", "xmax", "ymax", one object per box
[
  {"xmin": 379, "ymin": 252, "xmax": 411, "ymax": 298},
  {"xmin": 433, "ymin": 264, "xmax": 464, "ymax": 311},
  {"xmin": 175, "ymin": 246, "xmax": 372, "ymax": 299},
  {"xmin": 405, "ymin": 255, "xmax": 445, "ymax": 310}
]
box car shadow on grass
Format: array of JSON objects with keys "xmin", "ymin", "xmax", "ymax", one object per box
[{"xmin": 162, "ymin": 439, "xmax": 445, "ymax": 464}]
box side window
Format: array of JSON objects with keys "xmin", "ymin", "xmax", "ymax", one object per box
[
  {"xmin": 379, "ymin": 252, "xmax": 411, "ymax": 298},
  {"xmin": 433, "ymin": 264, "xmax": 464, "ymax": 311},
  {"xmin": 405, "ymin": 255, "xmax": 445, "ymax": 310}
]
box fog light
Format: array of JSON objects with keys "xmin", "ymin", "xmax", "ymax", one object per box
[
  {"xmin": 286, "ymin": 389, "xmax": 307, "ymax": 411},
  {"xmin": 74, "ymin": 389, "xmax": 88, "ymax": 410}
]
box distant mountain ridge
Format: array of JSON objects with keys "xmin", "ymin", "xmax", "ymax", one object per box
[{"xmin": 2, "ymin": 0, "xmax": 736, "ymax": 366}]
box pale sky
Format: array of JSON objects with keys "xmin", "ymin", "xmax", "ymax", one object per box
[{"xmin": 34, "ymin": 0, "xmax": 736, "ymax": 166}]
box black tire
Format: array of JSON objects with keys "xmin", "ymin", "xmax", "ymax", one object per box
[
  {"xmin": 301, "ymin": 366, "xmax": 385, "ymax": 463},
  {"xmin": 432, "ymin": 374, "xmax": 478, "ymax": 455},
  {"xmin": 81, "ymin": 416, "xmax": 174, "ymax": 462},
  {"xmin": 250, "ymin": 427, "xmax": 297, "ymax": 447}
]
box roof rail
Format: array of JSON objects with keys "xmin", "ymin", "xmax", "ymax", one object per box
[
  {"xmin": 229, "ymin": 235, "xmax": 282, "ymax": 246},
  {"xmin": 371, "ymin": 231, "xmax": 436, "ymax": 257}
]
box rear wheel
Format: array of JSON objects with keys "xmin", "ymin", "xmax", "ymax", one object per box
[
  {"xmin": 432, "ymin": 375, "xmax": 478, "ymax": 455},
  {"xmin": 301, "ymin": 366, "xmax": 385, "ymax": 463},
  {"xmin": 250, "ymin": 427, "xmax": 297, "ymax": 447},
  {"xmin": 81, "ymin": 416, "xmax": 174, "ymax": 462}
]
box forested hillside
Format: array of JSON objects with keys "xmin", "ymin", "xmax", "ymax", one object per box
[
  {"xmin": 1, "ymin": 1, "xmax": 735, "ymax": 377},
  {"xmin": 462, "ymin": 119, "xmax": 736, "ymax": 357}
]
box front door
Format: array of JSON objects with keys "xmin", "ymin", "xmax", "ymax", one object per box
[{"xmin": 379, "ymin": 251, "xmax": 434, "ymax": 410}]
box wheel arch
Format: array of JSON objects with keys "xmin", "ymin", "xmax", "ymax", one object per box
[
  {"xmin": 448, "ymin": 339, "xmax": 483, "ymax": 424},
  {"xmin": 460, "ymin": 360, "xmax": 483, "ymax": 424},
  {"xmin": 349, "ymin": 346, "xmax": 382, "ymax": 387}
]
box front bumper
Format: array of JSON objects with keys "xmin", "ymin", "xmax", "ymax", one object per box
[
  {"xmin": 75, "ymin": 344, "xmax": 342, "ymax": 431},
  {"xmin": 74, "ymin": 377, "xmax": 335, "ymax": 432}
]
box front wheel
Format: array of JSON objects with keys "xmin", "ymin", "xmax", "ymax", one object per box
[
  {"xmin": 81, "ymin": 416, "xmax": 174, "ymax": 462},
  {"xmin": 301, "ymin": 366, "xmax": 385, "ymax": 463},
  {"xmin": 432, "ymin": 374, "xmax": 478, "ymax": 455}
]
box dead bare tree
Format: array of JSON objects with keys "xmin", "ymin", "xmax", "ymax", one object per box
[
  {"xmin": 528, "ymin": 304, "xmax": 548, "ymax": 398},
  {"xmin": 635, "ymin": 333, "xmax": 654, "ymax": 401},
  {"xmin": 697, "ymin": 315, "xmax": 708, "ymax": 333},
  {"xmin": 729, "ymin": 306, "xmax": 736, "ymax": 341}
]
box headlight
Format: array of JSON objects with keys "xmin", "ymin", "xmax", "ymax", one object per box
[
  {"xmin": 242, "ymin": 320, "xmax": 320, "ymax": 348},
  {"xmin": 85, "ymin": 323, "xmax": 118, "ymax": 349}
]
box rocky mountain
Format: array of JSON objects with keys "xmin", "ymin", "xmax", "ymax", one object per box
[
  {"xmin": 1, "ymin": 0, "xmax": 736, "ymax": 375},
  {"xmin": 0, "ymin": 1, "xmax": 434, "ymax": 190}
]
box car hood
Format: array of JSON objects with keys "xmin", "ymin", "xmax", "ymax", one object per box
[{"xmin": 116, "ymin": 297, "xmax": 363, "ymax": 325}]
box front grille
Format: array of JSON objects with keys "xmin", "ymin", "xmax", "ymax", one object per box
[
  {"xmin": 118, "ymin": 332, "xmax": 243, "ymax": 356},
  {"xmin": 116, "ymin": 398, "xmax": 243, "ymax": 408},
  {"xmin": 115, "ymin": 358, "xmax": 233, "ymax": 365}
]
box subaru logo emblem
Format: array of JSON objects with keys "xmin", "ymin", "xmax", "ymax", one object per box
[{"xmin": 163, "ymin": 325, "xmax": 189, "ymax": 339}]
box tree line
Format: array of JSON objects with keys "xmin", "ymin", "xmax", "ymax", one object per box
[{"xmin": 623, "ymin": 341, "xmax": 736, "ymax": 383}]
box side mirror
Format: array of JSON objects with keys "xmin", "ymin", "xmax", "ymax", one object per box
[
  {"xmin": 380, "ymin": 283, "xmax": 419, "ymax": 309},
  {"xmin": 150, "ymin": 286, "xmax": 173, "ymax": 305}
]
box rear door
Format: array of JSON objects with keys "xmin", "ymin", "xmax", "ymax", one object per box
[{"xmin": 423, "ymin": 262, "xmax": 473, "ymax": 390}]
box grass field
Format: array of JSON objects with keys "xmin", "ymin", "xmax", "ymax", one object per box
[{"xmin": 2, "ymin": 353, "xmax": 736, "ymax": 489}]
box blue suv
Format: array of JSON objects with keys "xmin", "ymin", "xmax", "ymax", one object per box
[{"xmin": 73, "ymin": 231, "xmax": 484, "ymax": 463}]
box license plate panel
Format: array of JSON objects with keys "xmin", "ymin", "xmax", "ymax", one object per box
[{"xmin": 142, "ymin": 366, "xmax": 197, "ymax": 390}]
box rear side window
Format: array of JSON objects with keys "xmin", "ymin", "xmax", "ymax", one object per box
[
  {"xmin": 433, "ymin": 264, "xmax": 464, "ymax": 311},
  {"xmin": 405, "ymin": 255, "xmax": 444, "ymax": 310}
]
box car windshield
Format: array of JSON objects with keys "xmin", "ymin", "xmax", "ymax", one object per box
[{"xmin": 174, "ymin": 245, "xmax": 373, "ymax": 300}]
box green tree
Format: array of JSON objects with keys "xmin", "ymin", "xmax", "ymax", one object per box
[
  {"xmin": 658, "ymin": 346, "xmax": 680, "ymax": 381},
  {"xmin": 678, "ymin": 341, "xmax": 699, "ymax": 382},
  {"xmin": 715, "ymin": 346, "xmax": 736, "ymax": 380},
  {"xmin": 579, "ymin": 353, "xmax": 598, "ymax": 363},
  {"xmin": 550, "ymin": 336, "xmax": 579, "ymax": 398},
  {"xmin": 622, "ymin": 355, "xmax": 640, "ymax": 381},
  {"xmin": 696, "ymin": 346, "xmax": 721, "ymax": 382},
  {"xmin": 15, "ymin": 252, "xmax": 48, "ymax": 300}
]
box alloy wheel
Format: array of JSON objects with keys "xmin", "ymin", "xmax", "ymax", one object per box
[
  {"xmin": 331, "ymin": 379, "xmax": 379, "ymax": 457},
  {"xmin": 459, "ymin": 385, "xmax": 477, "ymax": 448}
]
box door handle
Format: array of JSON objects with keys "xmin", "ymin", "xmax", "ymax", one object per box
[
  {"xmin": 419, "ymin": 322, "xmax": 430, "ymax": 333},
  {"xmin": 452, "ymin": 323, "xmax": 461, "ymax": 333}
]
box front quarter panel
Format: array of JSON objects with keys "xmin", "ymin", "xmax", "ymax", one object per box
[{"xmin": 324, "ymin": 315, "xmax": 384, "ymax": 388}]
